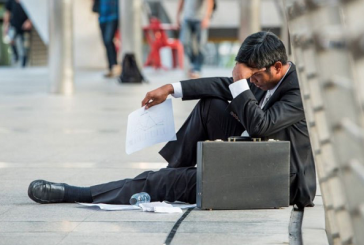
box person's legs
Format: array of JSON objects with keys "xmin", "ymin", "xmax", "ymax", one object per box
[
  {"xmin": 189, "ymin": 20, "xmax": 201, "ymax": 73},
  {"xmin": 10, "ymin": 42, "xmax": 19, "ymax": 64},
  {"xmin": 28, "ymin": 167, "xmax": 196, "ymax": 204},
  {"xmin": 28, "ymin": 180, "xmax": 93, "ymax": 204},
  {"xmin": 100, "ymin": 20, "xmax": 118, "ymax": 71},
  {"xmin": 8, "ymin": 27, "xmax": 19, "ymax": 63},
  {"xmin": 107, "ymin": 20, "xmax": 118, "ymax": 68},
  {"xmin": 192, "ymin": 22, "xmax": 207, "ymax": 73},
  {"xmin": 20, "ymin": 32, "xmax": 31, "ymax": 67},
  {"xmin": 91, "ymin": 167, "xmax": 196, "ymax": 204},
  {"xmin": 160, "ymin": 98, "xmax": 245, "ymax": 168},
  {"xmin": 179, "ymin": 19, "xmax": 193, "ymax": 66}
]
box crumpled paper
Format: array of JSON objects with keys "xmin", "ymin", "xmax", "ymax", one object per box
[{"xmin": 139, "ymin": 202, "xmax": 182, "ymax": 213}]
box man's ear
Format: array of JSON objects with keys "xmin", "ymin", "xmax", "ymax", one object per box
[{"xmin": 273, "ymin": 61, "xmax": 283, "ymax": 74}]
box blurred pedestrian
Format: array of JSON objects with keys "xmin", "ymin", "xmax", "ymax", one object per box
[
  {"xmin": 177, "ymin": 0, "xmax": 214, "ymax": 79},
  {"xmin": 93, "ymin": 0, "xmax": 121, "ymax": 78},
  {"xmin": 3, "ymin": 0, "xmax": 32, "ymax": 67}
]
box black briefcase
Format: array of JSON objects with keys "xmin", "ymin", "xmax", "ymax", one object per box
[{"xmin": 196, "ymin": 138, "xmax": 290, "ymax": 210}]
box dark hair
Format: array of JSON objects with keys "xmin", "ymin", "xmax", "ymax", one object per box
[{"xmin": 235, "ymin": 31, "xmax": 287, "ymax": 69}]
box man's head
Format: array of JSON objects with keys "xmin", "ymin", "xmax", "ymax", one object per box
[{"xmin": 233, "ymin": 31, "xmax": 289, "ymax": 91}]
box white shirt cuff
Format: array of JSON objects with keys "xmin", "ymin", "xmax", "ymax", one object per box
[
  {"xmin": 171, "ymin": 82, "xmax": 183, "ymax": 98},
  {"xmin": 229, "ymin": 79, "xmax": 250, "ymax": 98}
]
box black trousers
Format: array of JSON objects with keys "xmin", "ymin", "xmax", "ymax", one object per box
[
  {"xmin": 100, "ymin": 20, "xmax": 118, "ymax": 70},
  {"xmin": 90, "ymin": 98, "xmax": 244, "ymax": 204}
]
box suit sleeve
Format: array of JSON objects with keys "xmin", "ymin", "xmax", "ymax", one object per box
[
  {"xmin": 180, "ymin": 77, "xmax": 234, "ymax": 101},
  {"xmin": 228, "ymin": 81, "xmax": 305, "ymax": 137}
]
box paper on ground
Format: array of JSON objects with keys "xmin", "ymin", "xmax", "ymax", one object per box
[
  {"xmin": 139, "ymin": 201, "xmax": 171, "ymax": 212},
  {"xmin": 126, "ymin": 99, "xmax": 176, "ymax": 155},
  {"xmin": 139, "ymin": 202, "xmax": 182, "ymax": 213},
  {"xmin": 78, "ymin": 203, "xmax": 140, "ymax": 211},
  {"xmin": 78, "ymin": 202, "xmax": 196, "ymax": 212}
]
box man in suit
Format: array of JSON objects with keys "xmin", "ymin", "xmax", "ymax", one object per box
[{"xmin": 28, "ymin": 31, "xmax": 316, "ymax": 209}]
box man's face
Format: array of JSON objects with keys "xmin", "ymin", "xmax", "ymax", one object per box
[{"xmin": 249, "ymin": 68, "xmax": 277, "ymax": 91}]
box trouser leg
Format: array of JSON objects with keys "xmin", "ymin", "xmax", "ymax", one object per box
[
  {"xmin": 179, "ymin": 20, "xmax": 193, "ymax": 65},
  {"xmin": 11, "ymin": 43, "xmax": 19, "ymax": 63},
  {"xmin": 160, "ymin": 98, "xmax": 245, "ymax": 168},
  {"xmin": 190, "ymin": 21, "xmax": 206, "ymax": 72},
  {"xmin": 21, "ymin": 32, "xmax": 30, "ymax": 67},
  {"xmin": 90, "ymin": 167, "xmax": 196, "ymax": 204},
  {"xmin": 100, "ymin": 20, "xmax": 118, "ymax": 70},
  {"xmin": 108, "ymin": 20, "xmax": 118, "ymax": 67}
]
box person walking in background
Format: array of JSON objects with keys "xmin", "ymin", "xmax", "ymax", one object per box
[
  {"xmin": 177, "ymin": 0, "xmax": 214, "ymax": 79},
  {"xmin": 95, "ymin": 0, "xmax": 121, "ymax": 78},
  {"xmin": 3, "ymin": 0, "xmax": 32, "ymax": 67}
]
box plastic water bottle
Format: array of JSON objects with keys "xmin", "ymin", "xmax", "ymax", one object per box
[{"xmin": 129, "ymin": 192, "xmax": 151, "ymax": 206}]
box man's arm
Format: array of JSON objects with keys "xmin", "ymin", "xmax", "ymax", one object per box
[
  {"xmin": 201, "ymin": 0, "xmax": 214, "ymax": 29},
  {"xmin": 181, "ymin": 76, "xmax": 234, "ymax": 101},
  {"xmin": 141, "ymin": 76, "xmax": 235, "ymax": 109},
  {"xmin": 3, "ymin": 0, "xmax": 13, "ymax": 35},
  {"xmin": 141, "ymin": 62, "xmax": 265, "ymax": 108},
  {"xmin": 229, "ymin": 75, "xmax": 305, "ymax": 137},
  {"xmin": 176, "ymin": 0, "xmax": 184, "ymax": 28},
  {"xmin": 2, "ymin": 10, "xmax": 11, "ymax": 36}
]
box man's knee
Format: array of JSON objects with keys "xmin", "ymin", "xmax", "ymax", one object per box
[{"xmin": 198, "ymin": 98, "xmax": 229, "ymax": 113}]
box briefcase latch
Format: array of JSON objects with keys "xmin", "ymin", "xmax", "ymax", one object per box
[{"xmin": 227, "ymin": 136, "xmax": 261, "ymax": 142}]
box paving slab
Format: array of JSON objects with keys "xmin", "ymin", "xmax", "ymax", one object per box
[
  {"xmin": 0, "ymin": 233, "xmax": 66, "ymax": 245},
  {"xmin": 302, "ymin": 196, "xmax": 328, "ymax": 245}
]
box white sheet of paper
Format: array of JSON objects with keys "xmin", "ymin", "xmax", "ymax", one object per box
[
  {"xmin": 139, "ymin": 202, "xmax": 172, "ymax": 212},
  {"xmin": 125, "ymin": 99, "xmax": 176, "ymax": 154},
  {"xmin": 78, "ymin": 202, "xmax": 196, "ymax": 212},
  {"xmin": 78, "ymin": 203, "xmax": 140, "ymax": 211}
]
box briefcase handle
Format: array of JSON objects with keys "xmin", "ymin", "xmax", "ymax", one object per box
[{"xmin": 228, "ymin": 136, "xmax": 261, "ymax": 142}]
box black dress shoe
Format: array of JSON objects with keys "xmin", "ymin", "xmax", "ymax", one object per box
[{"xmin": 28, "ymin": 180, "xmax": 65, "ymax": 204}]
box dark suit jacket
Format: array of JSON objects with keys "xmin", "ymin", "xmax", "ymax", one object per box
[{"xmin": 180, "ymin": 63, "xmax": 316, "ymax": 208}]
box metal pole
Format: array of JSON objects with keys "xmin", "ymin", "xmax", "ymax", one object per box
[
  {"xmin": 48, "ymin": 0, "xmax": 74, "ymax": 95},
  {"xmin": 239, "ymin": 0, "xmax": 261, "ymax": 42},
  {"xmin": 119, "ymin": 0, "xmax": 143, "ymax": 67},
  {"xmin": 278, "ymin": 0, "xmax": 290, "ymax": 55}
]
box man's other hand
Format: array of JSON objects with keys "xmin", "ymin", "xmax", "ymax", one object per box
[
  {"xmin": 232, "ymin": 63, "xmax": 266, "ymax": 82},
  {"xmin": 22, "ymin": 19, "xmax": 32, "ymax": 31},
  {"xmin": 201, "ymin": 17, "xmax": 210, "ymax": 29},
  {"xmin": 142, "ymin": 84, "xmax": 174, "ymax": 109}
]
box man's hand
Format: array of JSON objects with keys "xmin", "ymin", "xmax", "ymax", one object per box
[
  {"xmin": 141, "ymin": 84, "xmax": 174, "ymax": 109},
  {"xmin": 232, "ymin": 63, "xmax": 266, "ymax": 82},
  {"xmin": 22, "ymin": 19, "xmax": 32, "ymax": 31},
  {"xmin": 3, "ymin": 11, "xmax": 10, "ymax": 37},
  {"xmin": 2, "ymin": 24, "xmax": 8, "ymax": 37},
  {"xmin": 201, "ymin": 17, "xmax": 210, "ymax": 29}
]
